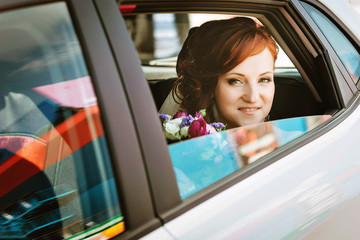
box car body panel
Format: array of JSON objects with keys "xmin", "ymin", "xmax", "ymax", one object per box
[{"xmin": 140, "ymin": 227, "xmax": 174, "ymax": 240}]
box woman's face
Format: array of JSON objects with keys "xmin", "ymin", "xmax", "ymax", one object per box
[{"xmin": 214, "ymin": 48, "xmax": 275, "ymax": 128}]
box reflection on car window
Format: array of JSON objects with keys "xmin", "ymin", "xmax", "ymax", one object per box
[
  {"xmin": 169, "ymin": 116, "xmax": 330, "ymax": 199},
  {"xmin": 0, "ymin": 3, "xmax": 123, "ymax": 239},
  {"xmin": 301, "ymin": 2, "xmax": 360, "ymax": 85}
]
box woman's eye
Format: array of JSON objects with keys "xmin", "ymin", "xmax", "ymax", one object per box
[
  {"xmin": 227, "ymin": 78, "xmax": 243, "ymax": 85},
  {"xmin": 259, "ymin": 77, "xmax": 272, "ymax": 83}
]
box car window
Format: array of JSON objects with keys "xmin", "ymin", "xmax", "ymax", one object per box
[
  {"xmin": 125, "ymin": 12, "xmax": 329, "ymax": 199},
  {"xmin": 169, "ymin": 115, "xmax": 330, "ymax": 198},
  {"xmin": 125, "ymin": 13, "xmax": 295, "ymax": 80},
  {"xmin": 301, "ymin": 2, "xmax": 360, "ymax": 86},
  {"xmin": 0, "ymin": 3, "xmax": 123, "ymax": 239},
  {"xmin": 127, "ymin": 13, "xmax": 321, "ymax": 119}
]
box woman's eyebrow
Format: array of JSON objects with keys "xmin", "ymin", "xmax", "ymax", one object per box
[
  {"xmin": 260, "ymin": 71, "xmax": 274, "ymax": 75},
  {"xmin": 226, "ymin": 71, "xmax": 274, "ymax": 76},
  {"xmin": 226, "ymin": 73, "xmax": 245, "ymax": 77}
]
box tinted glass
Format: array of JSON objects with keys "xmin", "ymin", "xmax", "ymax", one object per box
[
  {"xmin": 0, "ymin": 3, "xmax": 123, "ymax": 239},
  {"xmin": 169, "ymin": 116, "xmax": 330, "ymax": 199},
  {"xmin": 302, "ymin": 2, "xmax": 360, "ymax": 85}
]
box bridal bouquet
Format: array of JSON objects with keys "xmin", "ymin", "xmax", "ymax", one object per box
[{"xmin": 159, "ymin": 109, "xmax": 226, "ymax": 142}]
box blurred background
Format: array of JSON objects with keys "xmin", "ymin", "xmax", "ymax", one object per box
[{"xmin": 125, "ymin": 0, "xmax": 360, "ymax": 75}]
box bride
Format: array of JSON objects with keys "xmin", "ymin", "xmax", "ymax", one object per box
[{"xmin": 159, "ymin": 17, "xmax": 278, "ymax": 129}]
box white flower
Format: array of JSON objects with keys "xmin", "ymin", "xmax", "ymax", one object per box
[
  {"xmin": 169, "ymin": 117, "xmax": 183, "ymax": 125},
  {"xmin": 180, "ymin": 126, "xmax": 189, "ymax": 138},
  {"xmin": 163, "ymin": 121, "xmax": 181, "ymax": 140}
]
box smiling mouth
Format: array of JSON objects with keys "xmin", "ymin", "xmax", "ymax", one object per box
[{"xmin": 238, "ymin": 107, "xmax": 260, "ymax": 114}]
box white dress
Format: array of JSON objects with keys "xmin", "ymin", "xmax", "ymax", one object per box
[{"xmin": 159, "ymin": 90, "xmax": 181, "ymax": 116}]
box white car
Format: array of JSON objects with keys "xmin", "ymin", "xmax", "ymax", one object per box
[{"xmin": 0, "ymin": 0, "xmax": 359, "ymax": 239}]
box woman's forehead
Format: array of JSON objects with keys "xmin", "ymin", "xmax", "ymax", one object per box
[{"xmin": 225, "ymin": 48, "xmax": 274, "ymax": 75}]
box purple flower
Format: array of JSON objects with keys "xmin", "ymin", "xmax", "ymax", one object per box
[
  {"xmin": 210, "ymin": 122, "xmax": 226, "ymax": 132},
  {"xmin": 173, "ymin": 110, "xmax": 188, "ymax": 119},
  {"xmin": 159, "ymin": 114, "xmax": 169, "ymax": 120},
  {"xmin": 181, "ymin": 115, "xmax": 194, "ymax": 127},
  {"xmin": 159, "ymin": 114, "xmax": 170, "ymax": 124}
]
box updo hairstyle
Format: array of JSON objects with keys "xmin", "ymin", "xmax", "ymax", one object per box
[{"xmin": 173, "ymin": 17, "xmax": 278, "ymax": 122}]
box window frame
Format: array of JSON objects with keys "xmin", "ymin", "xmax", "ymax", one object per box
[
  {"xmin": 93, "ymin": 0, "xmax": 182, "ymax": 220},
  {"xmin": 116, "ymin": 0, "xmax": 359, "ymax": 227},
  {"xmin": 68, "ymin": 0, "xmax": 162, "ymax": 238},
  {"xmin": 295, "ymin": 0, "xmax": 360, "ymax": 97}
]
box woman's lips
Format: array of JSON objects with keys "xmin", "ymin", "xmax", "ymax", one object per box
[{"xmin": 238, "ymin": 107, "xmax": 260, "ymax": 115}]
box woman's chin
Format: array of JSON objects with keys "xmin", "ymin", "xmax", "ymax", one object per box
[{"xmin": 237, "ymin": 117, "xmax": 265, "ymax": 128}]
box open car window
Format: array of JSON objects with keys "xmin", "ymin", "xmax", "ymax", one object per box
[
  {"xmin": 125, "ymin": 12, "xmax": 332, "ymax": 199},
  {"xmin": 125, "ymin": 13, "xmax": 325, "ymax": 121},
  {"xmin": 126, "ymin": 13, "xmax": 295, "ymax": 79}
]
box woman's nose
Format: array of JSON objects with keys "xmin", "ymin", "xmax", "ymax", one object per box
[{"xmin": 242, "ymin": 84, "xmax": 260, "ymax": 102}]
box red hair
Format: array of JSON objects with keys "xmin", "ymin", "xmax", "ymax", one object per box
[{"xmin": 173, "ymin": 17, "xmax": 278, "ymax": 121}]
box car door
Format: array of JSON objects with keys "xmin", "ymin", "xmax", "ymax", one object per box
[{"xmin": 114, "ymin": 0, "xmax": 360, "ymax": 239}]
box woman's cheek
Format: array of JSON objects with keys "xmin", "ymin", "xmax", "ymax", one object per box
[{"xmin": 229, "ymin": 87, "xmax": 243, "ymax": 102}]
